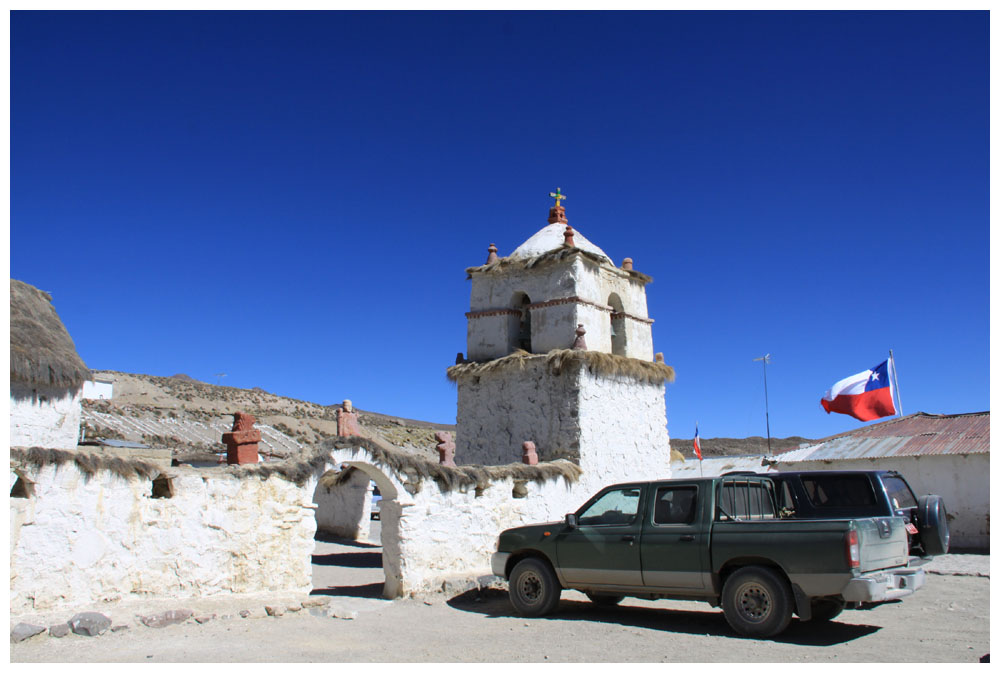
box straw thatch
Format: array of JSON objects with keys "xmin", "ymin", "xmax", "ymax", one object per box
[
  {"xmin": 466, "ymin": 245, "xmax": 654, "ymax": 284},
  {"xmin": 10, "ymin": 279, "xmax": 90, "ymax": 388},
  {"xmin": 447, "ymin": 348, "xmax": 675, "ymax": 386},
  {"xmin": 10, "ymin": 446, "xmax": 161, "ymax": 483},
  {"xmin": 326, "ymin": 435, "xmax": 582, "ymax": 492}
]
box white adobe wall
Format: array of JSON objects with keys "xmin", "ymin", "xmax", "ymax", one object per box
[
  {"xmin": 82, "ymin": 380, "xmax": 114, "ymax": 400},
  {"xmin": 785, "ymin": 454, "xmax": 989, "ymax": 551},
  {"xmin": 313, "ymin": 468, "xmax": 374, "ymax": 542},
  {"xmin": 10, "ymin": 382, "xmax": 83, "ymax": 449},
  {"xmin": 10, "ymin": 460, "xmax": 319, "ymax": 615}
]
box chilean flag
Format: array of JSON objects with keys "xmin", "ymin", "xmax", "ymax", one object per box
[
  {"xmin": 693, "ymin": 423, "xmax": 703, "ymax": 460},
  {"xmin": 821, "ymin": 360, "xmax": 896, "ymax": 422}
]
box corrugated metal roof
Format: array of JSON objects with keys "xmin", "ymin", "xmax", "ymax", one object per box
[{"xmin": 792, "ymin": 412, "xmax": 989, "ymax": 461}]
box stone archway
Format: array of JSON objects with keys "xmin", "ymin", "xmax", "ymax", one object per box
[{"xmin": 311, "ymin": 461, "xmax": 403, "ymax": 599}]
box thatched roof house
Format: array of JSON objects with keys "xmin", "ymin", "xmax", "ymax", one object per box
[{"xmin": 10, "ymin": 279, "xmax": 90, "ymax": 391}]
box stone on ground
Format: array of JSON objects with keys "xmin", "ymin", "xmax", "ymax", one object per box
[
  {"xmin": 69, "ymin": 612, "xmax": 112, "ymax": 637},
  {"xmin": 11, "ymin": 623, "xmax": 46, "ymax": 643}
]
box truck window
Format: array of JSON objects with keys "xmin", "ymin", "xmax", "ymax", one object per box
[
  {"xmin": 653, "ymin": 486, "xmax": 698, "ymax": 525},
  {"xmin": 577, "ymin": 487, "xmax": 641, "ymax": 526},
  {"xmin": 801, "ymin": 474, "xmax": 876, "ymax": 508},
  {"xmin": 717, "ymin": 480, "xmax": 777, "ymax": 521},
  {"xmin": 882, "ymin": 475, "xmax": 918, "ymax": 510}
]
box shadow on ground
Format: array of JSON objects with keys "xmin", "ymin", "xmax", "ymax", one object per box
[
  {"xmin": 447, "ymin": 589, "xmax": 880, "ymax": 646},
  {"xmin": 314, "ymin": 531, "xmax": 380, "ymax": 548},
  {"xmin": 310, "ymin": 582, "xmax": 387, "ymax": 599},
  {"xmin": 312, "ymin": 551, "xmax": 383, "ymax": 568}
]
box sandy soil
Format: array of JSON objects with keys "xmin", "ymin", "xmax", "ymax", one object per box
[{"xmin": 11, "ymin": 529, "xmax": 990, "ymax": 663}]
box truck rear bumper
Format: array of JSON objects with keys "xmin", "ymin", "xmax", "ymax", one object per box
[
  {"xmin": 491, "ymin": 552, "xmax": 511, "ymax": 578},
  {"xmin": 842, "ymin": 566, "xmax": 926, "ymax": 603}
]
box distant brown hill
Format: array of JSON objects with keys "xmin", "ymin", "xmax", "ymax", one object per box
[
  {"xmin": 669, "ymin": 436, "xmax": 814, "ymax": 459},
  {"xmin": 82, "ymin": 371, "xmax": 454, "ymax": 462}
]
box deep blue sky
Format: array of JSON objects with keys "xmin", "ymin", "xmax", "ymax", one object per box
[{"xmin": 11, "ymin": 11, "xmax": 989, "ymax": 441}]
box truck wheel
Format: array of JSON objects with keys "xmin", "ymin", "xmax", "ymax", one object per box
[
  {"xmin": 586, "ymin": 592, "xmax": 624, "ymax": 607},
  {"xmin": 509, "ymin": 558, "xmax": 561, "ymax": 617},
  {"xmin": 721, "ymin": 566, "xmax": 794, "ymax": 638},
  {"xmin": 917, "ymin": 495, "xmax": 950, "ymax": 557},
  {"xmin": 809, "ymin": 598, "xmax": 845, "ymax": 622}
]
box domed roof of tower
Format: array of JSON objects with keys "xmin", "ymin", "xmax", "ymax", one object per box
[{"xmin": 508, "ymin": 222, "xmax": 610, "ymax": 262}]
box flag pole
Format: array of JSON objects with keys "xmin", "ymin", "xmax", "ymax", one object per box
[{"xmin": 889, "ymin": 349, "xmax": 903, "ymax": 416}]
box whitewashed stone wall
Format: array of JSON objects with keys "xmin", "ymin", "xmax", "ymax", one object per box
[
  {"xmin": 327, "ymin": 444, "xmax": 598, "ymax": 597},
  {"xmin": 10, "ymin": 382, "xmax": 83, "ymax": 449},
  {"xmin": 10, "ymin": 460, "xmax": 319, "ymax": 615},
  {"xmin": 467, "ymin": 257, "xmax": 653, "ymax": 361},
  {"xmin": 456, "ymin": 357, "xmax": 671, "ymax": 489},
  {"xmin": 313, "ymin": 467, "xmax": 374, "ymax": 542}
]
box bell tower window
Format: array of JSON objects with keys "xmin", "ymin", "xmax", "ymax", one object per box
[
  {"xmin": 609, "ymin": 293, "xmax": 627, "ymax": 356},
  {"xmin": 513, "ymin": 292, "xmax": 532, "ymax": 353}
]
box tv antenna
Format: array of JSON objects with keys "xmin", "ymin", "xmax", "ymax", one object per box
[
  {"xmin": 752, "ymin": 354, "xmax": 773, "ymax": 453},
  {"xmin": 215, "ymin": 373, "xmax": 227, "ymax": 386}
]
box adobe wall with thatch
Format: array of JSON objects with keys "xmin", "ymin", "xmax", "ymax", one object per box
[
  {"xmin": 9, "ymin": 448, "xmax": 320, "ymax": 616},
  {"xmin": 449, "ymin": 350, "xmax": 673, "ymax": 490},
  {"xmin": 465, "ymin": 253, "xmax": 654, "ymax": 360},
  {"xmin": 325, "ymin": 437, "xmax": 589, "ymax": 597},
  {"xmin": 10, "ymin": 382, "xmax": 83, "ymax": 450}
]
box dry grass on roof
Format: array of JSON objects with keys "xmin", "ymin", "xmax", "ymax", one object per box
[
  {"xmin": 466, "ymin": 245, "xmax": 611, "ymax": 278},
  {"xmin": 11, "ymin": 446, "xmax": 161, "ymax": 482},
  {"xmin": 326, "ymin": 435, "xmax": 582, "ymax": 492},
  {"xmin": 10, "ymin": 279, "xmax": 91, "ymax": 389},
  {"xmin": 447, "ymin": 348, "xmax": 675, "ymax": 386}
]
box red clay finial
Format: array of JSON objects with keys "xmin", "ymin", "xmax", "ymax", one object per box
[
  {"xmin": 486, "ymin": 243, "xmax": 498, "ymax": 264},
  {"xmin": 572, "ymin": 324, "xmax": 587, "ymax": 350},
  {"xmin": 222, "ymin": 412, "xmax": 261, "ymax": 465},
  {"xmin": 436, "ymin": 431, "xmax": 456, "ymax": 467},
  {"xmin": 622, "ymin": 258, "xmax": 633, "ymax": 271},
  {"xmin": 563, "ymin": 225, "xmax": 576, "ymax": 247},
  {"xmin": 522, "ymin": 441, "xmax": 539, "ymax": 466},
  {"xmin": 547, "ymin": 188, "xmax": 568, "ymax": 224}
]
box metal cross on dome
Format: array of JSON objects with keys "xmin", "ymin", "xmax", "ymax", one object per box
[{"xmin": 549, "ymin": 187, "xmax": 567, "ymax": 207}]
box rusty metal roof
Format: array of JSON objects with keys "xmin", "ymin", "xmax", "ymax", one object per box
[{"xmin": 788, "ymin": 412, "xmax": 990, "ymax": 461}]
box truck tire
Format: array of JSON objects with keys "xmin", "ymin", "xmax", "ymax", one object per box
[
  {"xmin": 721, "ymin": 566, "xmax": 794, "ymax": 638},
  {"xmin": 809, "ymin": 598, "xmax": 845, "ymax": 622},
  {"xmin": 586, "ymin": 592, "xmax": 624, "ymax": 607},
  {"xmin": 917, "ymin": 495, "xmax": 950, "ymax": 557},
  {"xmin": 509, "ymin": 558, "xmax": 561, "ymax": 617}
]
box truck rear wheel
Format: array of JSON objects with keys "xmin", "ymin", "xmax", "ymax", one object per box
[
  {"xmin": 721, "ymin": 566, "xmax": 794, "ymax": 638},
  {"xmin": 509, "ymin": 558, "xmax": 561, "ymax": 617}
]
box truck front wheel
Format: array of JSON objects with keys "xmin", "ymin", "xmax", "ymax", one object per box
[
  {"xmin": 509, "ymin": 558, "xmax": 561, "ymax": 617},
  {"xmin": 721, "ymin": 566, "xmax": 794, "ymax": 638}
]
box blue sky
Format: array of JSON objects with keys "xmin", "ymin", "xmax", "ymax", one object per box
[{"xmin": 11, "ymin": 10, "xmax": 989, "ymax": 440}]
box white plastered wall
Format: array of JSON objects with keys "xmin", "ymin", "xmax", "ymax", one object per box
[
  {"xmin": 313, "ymin": 467, "xmax": 374, "ymax": 542},
  {"xmin": 10, "ymin": 461, "xmax": 319, "ymax": 616},
  {"xmin": 10, "ymin": 382, "xmax": 83, "ymax": 449}
]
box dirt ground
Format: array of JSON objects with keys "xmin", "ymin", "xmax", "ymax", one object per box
[{"xmin": 10, "ymin": 524, "xmax": 990, "ymax": 663}]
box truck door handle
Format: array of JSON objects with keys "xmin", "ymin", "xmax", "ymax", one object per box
[
  {"xmin": 622, "ymin": 535, "xmax": 636, "ymax": 542},
  {"xmin": 679, "ymin": 535, "xmax": 695, "ymax": 542}
]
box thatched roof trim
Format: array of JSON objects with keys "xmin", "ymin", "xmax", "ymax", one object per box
[
  {"xmin": 11, "ymin": 447, "xmax": 161, "ymax": 483},
  {"xmin": 447, "ymin": 348, "xmax": 675, "ymax": 386},
  {"xmin": 10, "ymin": 279, "xmax": 90, "ymax": 388},
  {"xmin": 466, "ymin": 246, "xmax": 611, "ymax": 278},
  {"xmin": 327, "ymin": 435, "xmax": 582, "ymax": 492}
]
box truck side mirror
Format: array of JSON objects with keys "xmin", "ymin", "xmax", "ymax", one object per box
[{"xmin": 565, "ymin": 513, "xmax": 578, "ymax": 529}]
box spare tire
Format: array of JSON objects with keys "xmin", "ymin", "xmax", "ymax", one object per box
[{"xmin": 917, "ymin": 494, "xmax": 950, "ymax": 557}]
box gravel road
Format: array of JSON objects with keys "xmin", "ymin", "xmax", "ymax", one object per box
[{"xmin": 10, "ymin": 528, "xmax": 990, "ymax": 663}]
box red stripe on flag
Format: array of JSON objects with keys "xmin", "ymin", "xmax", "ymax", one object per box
[{"xmin": 820, "ymin": 386, "xmax": 895, "ymax": 422}]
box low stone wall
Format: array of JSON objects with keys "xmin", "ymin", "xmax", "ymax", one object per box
[{"xmin": 10, "ymin": 449, "xmax": 319, "ymax": 616}]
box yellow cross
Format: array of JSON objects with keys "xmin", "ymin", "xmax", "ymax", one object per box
[{"xmin": 549, "ymin": 187, "xmax": 567, "ymax": 208}]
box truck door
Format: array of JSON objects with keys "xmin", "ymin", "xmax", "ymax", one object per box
[
  {"xmin": 556, "ymin": 485, "xmax": 645, "ymax": 587},
  {"xmin": 640, "ymin": 483, "xmax": 708, "ymax": 590}
]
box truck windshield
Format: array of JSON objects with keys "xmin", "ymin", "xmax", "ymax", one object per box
[{"xmin": 801, "ymin": 474, "xmax": 876, "ymax": 508}]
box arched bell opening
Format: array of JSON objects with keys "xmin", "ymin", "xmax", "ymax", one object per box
[{"xmin": 609, "ymin": 293, "xmax": 627, "ymax": 357}]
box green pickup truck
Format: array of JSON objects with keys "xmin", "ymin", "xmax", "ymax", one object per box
[{"xmin": 491, "ymin": 475, "xmax": 926, "ymax": 638}]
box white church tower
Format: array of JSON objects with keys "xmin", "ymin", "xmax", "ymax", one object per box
[{"xmin": 448, "ymin": 190, "xmax": 673, "ymax": 488}]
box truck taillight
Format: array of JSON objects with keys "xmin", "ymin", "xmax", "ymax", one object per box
[{"xmin": 846, "ymin": 529, "xmax": 860, "ymax": 568}]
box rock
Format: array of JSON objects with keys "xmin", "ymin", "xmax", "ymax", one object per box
[
  {"xmin": 194, "ymin": 614, "xmax": 216, "ymax": 624},
  {"xmin": 111, "ymin": 625, "xmax": 130, "ymax": 633},
  {"xmin": 329, "ymin": 608, "xmax": 358, "ymax": 620},
  {"xmin": 239, "ymin": 610, "xmax": 251, "ymax": 619},
  {"xmin": 302, "ymin": 596, "xmax": 331, "ymax": 608},
  {"xmin": 139, "ymin": 609, "xmax": 194, "ymax": 629},
  {"xmin": 11, "ymin": 623, "xmax": 46, "ymax": 643},
  {"xmin": 69, "ymin": 612, "xmax": 112, "ymax": 637},
  {"xmin": 48, "ymin": 623, "xmax": 71, "ymax": 638},
  {"xmin": 286, "ymin": 604, "xmax": 302, "ymax": 613},
  {"xmin": 265, "ymin": 605, "xmax": 286, "ymax": 617}
]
